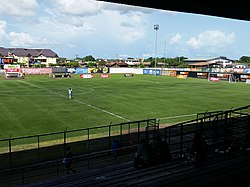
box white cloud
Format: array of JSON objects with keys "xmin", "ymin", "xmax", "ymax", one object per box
[
  {"xmin": 53, "ymin": 0, "xmax": 102, "ymax": 16},
  {"xmin": 0, "ymin": 0, "xmax": 38, "ymax": 17},
  {"xmin": 10, "ymin": 0, "xmax": 149, "ymax": 50},
  {"xmin": 8, "ymin": 32, "xmax": 56, "ymax": 47},
  {"xmin": 170, "ymin": 33, "xmax": 182, "ymax": 44},
  {"xmin": 66, "ymin": 43, "xmax": 76, "ymax": 48},
  {"xmin": 0, "ymin": 20, "xmax": 7, "ymax": 41},
  {"xmin": 187, "ymin": 30, "xmax": 235, "ymax": 49},
  {"xmin": 97, "ymin": 10, "xmax": 145, "ymax": 43},
  {"xmin": 101, "ymin": 1, "xmax": 154, "ymax": 14},
  {"xmin": 159, "ymin": 9, "xmax": 177, "ymax": 16},
  {"xmin": 142, "ymin": 53, "xmax": 154, "ymax": 58},
  {"xmin": 50, "ymin": 0, "xmax": 153, "ymax": 18}
]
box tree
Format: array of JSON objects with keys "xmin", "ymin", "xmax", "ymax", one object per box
[
  {"xmin": 97, "ymin": 60, "xmax": 107, "ymax": 66},
  {"xmin": 145, "ymin": 56, "xmax": 188, "ymax": 68},
  {"xmin": 86, "ymin": 62, "xmax": 97, "ymax": 67},
  {"xmin": 83, "ymin": 55, "xmax": 95, "ymax": 62},
  {"xmin": 238, "ymin": 56, "xmax": 250, "ymax": 67}
]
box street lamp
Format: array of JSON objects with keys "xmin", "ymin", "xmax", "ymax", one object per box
[{"xmin": 154, "ymin": 24, "xmax": 159, "ymax": 76}]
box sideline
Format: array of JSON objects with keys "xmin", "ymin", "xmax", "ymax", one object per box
[{"xmin": 18, "ymin": 80, "xmax": 130, "ymax": 122}]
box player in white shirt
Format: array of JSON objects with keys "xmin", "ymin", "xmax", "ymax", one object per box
[{"xmin": 68, "ymin": 88, "xmax": 72, "ymax": 99}]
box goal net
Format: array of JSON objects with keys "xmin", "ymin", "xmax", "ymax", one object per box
[{"xmin": 229, "ymin": 74, "xmax": 238, "ymax": 83}]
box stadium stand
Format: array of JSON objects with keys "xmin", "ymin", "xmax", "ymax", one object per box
[
  {"xmin": 24, "ymin": 153, "xmax": 250, "ymax": 187},
  {"xmin": 1, "ymin": 105, "xmax": 250, "ymax": 186}
]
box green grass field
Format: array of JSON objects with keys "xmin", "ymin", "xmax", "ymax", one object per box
[{"xmin": 0, "ymin": 74, "xmax": 249, "ymax": 139}]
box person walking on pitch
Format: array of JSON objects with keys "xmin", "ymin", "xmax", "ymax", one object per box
[{"xmin": 68, "ymin": 88, "xmax": 72, "ymax": 99}]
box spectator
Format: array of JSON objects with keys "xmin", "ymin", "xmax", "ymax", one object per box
[
  {"xmin": 241, "ymin": 132, "xmax": 250, "ymax": 154},
  {"xmin": 111, "ymin": 140, "xmax": 120, "ymax": 157},
  {"xmin": 190, "ymin": 132, "xmax": 208, "ymax": 164},
  {"xmin": 154, "ymin": 136, "xmax": 172, "ymax": 164},
  {"xmin": 133, "ymin": 138, "xmax": 154, "ymax": 168},
  {"xmin": 63, "ymin": 146, "xmax": 75, "ymax": 174}
]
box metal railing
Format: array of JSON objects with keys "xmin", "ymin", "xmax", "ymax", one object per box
[
  {"xmin": 0, "ymin": 118, "xmax": 157, "ymax": 170},
  {"xmin": 0, "ymin": 105, "xmax": 249, "ymax": 186}
]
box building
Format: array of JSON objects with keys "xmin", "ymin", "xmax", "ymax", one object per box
[
  {"xmin": 184, "ymin": 56, "xmax": 233, "ymax": 68},
  {"xmin": 0, "ymin": 47, "xmax": 59, "ymax": 67}
]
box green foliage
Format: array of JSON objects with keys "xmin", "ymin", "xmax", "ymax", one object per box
[
  {"xmin": 139, "ymin": 63, "xmax": 145, "ymax": 68},
  {"xmin": 145, "ymin": 56, "xmax": 188, "ymax": 67},
  {"xmin": 97, "ymin": 60, "xmax": 107, "ymax": 66},
  {"xmin": 83, "ymin": 55, "xmax": 95, "ymax": 62},
  {"xmin": 86, "ymin": 62, "xmax": 97, "ymax": 67},
  {"xmin": 67, "ymin": 61, "xmax": 79, "ymax": 67},
  {"xmin": 238, "ymin": 56, "xmax": 250, "ymax": 66}
]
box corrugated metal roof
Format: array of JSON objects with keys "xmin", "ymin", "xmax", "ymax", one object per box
[
  {"xmin": 0, "ymin": 47, "xmax": 58, "ymax": 57},
  {"xmin": 189, "ymin": 61, "xmax": 217, "ymax": 66}
]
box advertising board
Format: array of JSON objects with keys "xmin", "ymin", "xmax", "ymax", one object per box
[{"xmin": 80, "ymin": 74, "xmax": 94, "ymax": 78}]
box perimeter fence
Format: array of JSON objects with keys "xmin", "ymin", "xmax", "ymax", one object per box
[
  {"xmin": 0, "ymin": 118, "xmax": 158, "ymax": 170},
  {"xmin": 163, "ymin": 105, "xmax": 250, "ymax": 158}
]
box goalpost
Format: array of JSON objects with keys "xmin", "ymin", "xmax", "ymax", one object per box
[{"xmin": 229, "ymin": 74, "xmax": 238, "ymax": 83}]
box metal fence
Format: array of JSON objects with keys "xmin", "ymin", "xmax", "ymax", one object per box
[
  {"xmin": 0, "ymin": 105, "xmax": 249, "ymax": 186},
  {"xmin": 0, "ymin": 118, "xmax": 158, "ymax": 170},
  {"xmin": 164, "ymin": 105, "xmax": 250, "ymax": 158}
]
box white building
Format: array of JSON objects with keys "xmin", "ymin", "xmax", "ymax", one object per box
[{"xmin": 184, "ymin": 56, "xmax": 233, "ymax": 68}]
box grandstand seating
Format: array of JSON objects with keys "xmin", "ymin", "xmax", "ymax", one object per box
[
  {"xmin": 26, "ymin": 153, "xmax": 250, "ymax": 187},
  {"xmin": 1, "ymin": 105, "xmax": 250, "ymax": 186}
]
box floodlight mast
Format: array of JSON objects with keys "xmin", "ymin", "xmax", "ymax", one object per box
[{"xmin": 154, "ymin": 24, "xmax": 159, "ymax": 76}]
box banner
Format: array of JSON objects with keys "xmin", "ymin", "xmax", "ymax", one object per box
[
  {"xmin": 100, "ymin": 74, "xmax": 110, "ymax": 78},
  {"xmin": 80, "ymin": 74, "xmax": 94, "ymax": 78},
  {"xmin": 88, "ymin": 67, "xmax": 109, "ymax": 74},
  {"xmin": 22, "ymin": 68, "xmax": 52, "ymax": 75},
  {"xmin": 124, "ymin": 73, "xmax": 134, "ymax": 77},
  {"xmin": 177, "ymin": 74, "xmax": 188, "ymax": 79},
  {"xmin": 240, "ymin": 75, "xmax": 250, "ymax": 82},
  {"xmin": 217, "ymin": 73, "xmax": 230, "ymax": 80},
  {"xmin": 52, "ymin": 67, "xmax": 67, "ymax": 73},
  {"xmin": 197, "ymin": 72, "xmax": 208, "ymax": 78},
  {"xmin": 179, "ymin": 71, "xmax": 189, "ymax": 75},
  {"xmin": 67, "ymin": 68, "xmax": 77, "ymax": 74},
  {"xmin": 244, "ymin": 69, "xmax": 250, "ymax": 74},
  {"xmin": 143, "ymin": 69, "xmax": 161, "ymax": 76},
  {"xmin": 4, "ymin": 65, "xmax": 20, "ymax": 73},
  {"xmin": 76, "ymin": 68, "xmax": 88, "ymax": 74},
  {"xmin": 209, "ymin": 77, "xmax": 220, "ymax": 82},
  {"xmin": 168, "ymin": 70, "xmax": 176, "ymax": 77}
]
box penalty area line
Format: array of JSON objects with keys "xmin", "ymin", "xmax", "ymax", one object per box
[
  {"xmin": 74, "ymin": 99, "xmax": 130, "ymax": 122},
  {"xmin": 18, "ymin": 80, "xmax": 130, "ymax": 122}
]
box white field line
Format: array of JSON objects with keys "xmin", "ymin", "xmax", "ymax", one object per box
[
  {"xmin": 18, "ymin": 80, "xmax": 130, "ymax": 122},
  {"xmin": 158, "ymin": 113, "xmax": 196, "ymax": 120}
]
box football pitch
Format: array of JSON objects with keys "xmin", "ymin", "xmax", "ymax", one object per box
[{"xmin": 0, "ymin": 74, "xmax": 249, "ymax": 139}]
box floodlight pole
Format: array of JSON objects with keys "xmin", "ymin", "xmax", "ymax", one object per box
[
  {"xmin": 164, "ymin": 40, "xmax": 166, "ymax": 68},
  {"xmin": 154, "ymin": 24, "xmax": 159, "ymax": 76}
]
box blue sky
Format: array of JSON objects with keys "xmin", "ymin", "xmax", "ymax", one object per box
[{"xmin": 1, "ymin": 0, "xmax": 250, "ymax": 60}]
